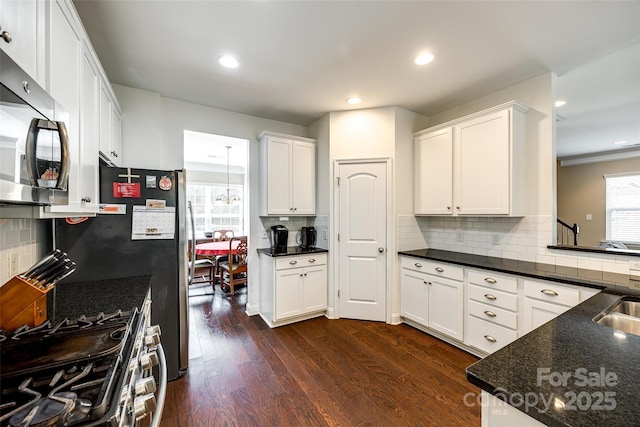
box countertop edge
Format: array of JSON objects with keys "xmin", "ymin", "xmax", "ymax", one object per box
[{"xmin": 257, "ymin": 247, "xmax": 329, "ymax": 257}]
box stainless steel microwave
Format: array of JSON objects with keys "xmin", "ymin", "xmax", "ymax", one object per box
[{"xmin": 0, "ymin": 49, "xmax": 70, "ymax": 205}]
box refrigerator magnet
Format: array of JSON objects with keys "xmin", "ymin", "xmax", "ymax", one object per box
[
  {"xmin": 146, "ymin": 175, "xmax": 157, "ymax": 188},
  {"xmin": 159, "ymin": 176, "xmax": 172, "ymax": 191}
]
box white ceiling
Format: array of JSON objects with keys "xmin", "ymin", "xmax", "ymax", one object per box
[{"xmin": 74, "ymin": 0, "xmax": 640, "ymax": 159}]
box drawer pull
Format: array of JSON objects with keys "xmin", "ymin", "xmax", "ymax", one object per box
[
  {"xmin": 484, "ymin": 335, "xmax": 497, "ymax": 343},
  {"xmin": 484, "ymin": 310, "xmax": 497, "ymax": 318},
  {"xmin": 308, "ymin": 258, "xmax": 316, "ymax": 263},
  {"xmin": 289, "ymin": 260, "xmax": 298, "ymax": 265},
  {"xmin": 541, "ymin": 289, "xmax": 558, "ymax": 296},
  {"xmin": 484, "ymin": 277, "xmax": 497, "ymax": 284},
  {"xmin": 435, "ymin": 267, "xmax": 444, "ymax": 273},
  {"xmin": 484, "ymin": 294, "xmax": 497, "ymax": 301},
  {"xmin": 414, "ymin": 263, "xmax": 423, "ymax": 268}
]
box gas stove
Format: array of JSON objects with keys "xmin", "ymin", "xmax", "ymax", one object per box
[{"xmin": 0, "ymin": 294, "xmax": 166, "ymax": 427}]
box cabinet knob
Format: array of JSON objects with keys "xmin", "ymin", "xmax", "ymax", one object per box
[
  {"xmin": 1, "ymin": 30, "xmax": 12, "ymax": 44},
  {"xmin": 414, "ymin": 263, "xmax": 422, "ymax": 268},
  {"xmin": 456, "ymin": 206, "xmax": 460, "ymax": 210},
  {"xmin": 447, "ymin": 206, "xmax": 451, "ymax": 210},
  {"xmin": 378, "ymin": 247, "xmax": 384, "ymax": 253},
  {"xmin": 484, "ymin": 277, "xmax": 497, "ymax": 284},
  {"xmin": 541, "ymin": 289, "xmax": 559, "ymax": 296},
  {"xmin": 434, "ymin": 267, "xmax": 444, "ymax": 273},
  {"xmin": 484, "ymin": 335, "xmax": 497, "ymax": 343},
  {"xmin": 289, "ymin": 260, "xmax": 298, "ymax": 265},
  {"xmin": 308, "ymin": 258, "xmax": 316, "ymax": 263},
  {"xmin": 82, "ymin": 196, "xmax": 92, "ymax": 203},
  {"xmin": 484, "ymin": 293, "xmax": 497, "ymax": 301},
  {"xmin": 22, "ymin": 81, "xmax": 31, "ymax": 94},
  {"xmin": 484, "ymin": 310, "xmax": 497, "ymax": 318}
]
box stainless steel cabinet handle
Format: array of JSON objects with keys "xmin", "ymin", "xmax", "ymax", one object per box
[
  {"xmin": 378, "ymin": 247, "xmax": 384, "ymax": 253},
  {"xmin": 435, "ymin": 267, "xmax": 444, "ymax": 273},
  {"xmin": 414, "ymin": 263, "xmax": 422, "ymax": 268},
  {"xmin": 308, "ymin": 258, "xmax": 316, "ymax": 263},
  {"xmin": 541, "ymin": 289, "xmax": 558, "ymax": 296},
  {"xmin": 484, "ymin": 335, "xmax": 497, "ymax": 343},
  {"xmin": 23, "ymin": 81, "xmax": 31, "ymax": 93},
  {"xmin": 484, "ymin": 310, "xmax": 497, "ymax": 318},
  {"xmin": 289, "ymin": 260, "xmax": 298, "ymax": 265},
  {"xmin": 484, "ymin": 294, "xmax": 497, "ymax": 301},
  {"xmin": 484, "ymin": 277, "xmax": 497, "ymax": 284},
  {"xmin": 1, "ymin": 30, "xmax": 12, "ymax": 43}
]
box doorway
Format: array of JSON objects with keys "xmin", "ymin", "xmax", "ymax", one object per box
[{"xmin": 335, "ymin": 159, "xmax": 390, "ymax": 322}]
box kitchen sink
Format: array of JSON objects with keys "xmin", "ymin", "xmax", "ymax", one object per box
[{"xmin": 594, "ymin": 297, "xmax": 640, "ymax": 336}]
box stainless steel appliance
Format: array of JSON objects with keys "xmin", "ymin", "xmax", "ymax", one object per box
[
  {"xmin": 297, "ymin": 226, "xmax": 317, "ymax": 249},
  {"xmin": 0, "ymin": 49, "xmax": 70, "ymax": 205},
  {"xmin": 53, "ymin": 166, "xmax": 189, "ymax": 381},
  {"xmin": 269, "ymin": 225, "xmax": 288, "ymax": 253},
  {"xmin": 0, "ymin": 292, "xmax": 166, "ymax": 427}
]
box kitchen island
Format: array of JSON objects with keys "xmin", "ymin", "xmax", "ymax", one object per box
[{"xmin": 466, "ymin": 290, "xmax": 640, "ymax": 426}]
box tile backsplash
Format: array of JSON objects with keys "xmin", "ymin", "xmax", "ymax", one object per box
[
  {"xmin": 258, "ymin": 215, "xmax": 328, "ymax": 249},
  {"xmin": 0, "ymin": 219, "xmax": 50, "ymax": 284},
  {"xmin": 397, "ymin": 214, "xmax": 638, "ymax": 276}
]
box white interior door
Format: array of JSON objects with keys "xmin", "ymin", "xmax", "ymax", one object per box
[{"xmin": 337, "ymin": 161, "xmax": 387, "ymax": 321}]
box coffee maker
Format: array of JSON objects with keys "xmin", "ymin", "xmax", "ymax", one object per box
[
  {"xmin": 298, "ymin": 226, "xmax": 317, "ymax": 249},
  {"xmin": 269, "ymin": 225, "xmax": 288, "ymax": 253}
]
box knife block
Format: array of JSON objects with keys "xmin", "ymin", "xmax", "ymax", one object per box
[{"xmin": 0, "ymin": 275, "xmax": 51, "ymax": 330}]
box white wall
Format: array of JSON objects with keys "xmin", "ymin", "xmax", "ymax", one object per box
[{"xmin": 113, "ymin": 85, "xmax": 308, "ymax": 316}]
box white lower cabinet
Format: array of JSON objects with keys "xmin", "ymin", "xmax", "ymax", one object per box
[
  {"xmin": 522, "ymin": 279, "xmax": 599, "ymax": 333},
  {"xmin": 400, "ymin": 257, "xmax": 464, "ymax": 341},
  {"xmin": 259, "ymin": 252, "xmax": 327, "ymax": 327}
]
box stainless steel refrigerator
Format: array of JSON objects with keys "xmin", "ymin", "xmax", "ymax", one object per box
[{"xmin": 54, "ymin": 165, "xmax": 189, "ymax": 380}]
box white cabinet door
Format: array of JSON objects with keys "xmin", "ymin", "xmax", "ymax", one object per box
[
  {"xmin": 523, "ymin": 298, "xmax": 571, "ymax": 333},
  {"xmin": 266, "ymin": 136, "xmax": 292, "ymax": 215},
  {"xmin": 301, "ymin": 265, "xmax": 327, "ymax": 313},
  {"xmin": 77, "ymin": 43, "xmax": 99, "ymax": 212},
  {"xmin": 0, "ymin": 0, "xmax": 38, "ymax": 80},
  {"xmin": 415, "ymin": 128, "xmax": 453, "ymax": 215},
  {"xmin": 111, "ymin": 105, "xmax": 122, "ymax": 165},
  {"xmin": 400, "ymin": 269, "xmax": 429, "ymax": 326},
  {"xmin": 275, "ymin": 269, "xmax": 302, "ymax": 320},
  {"xmin": 291, "ymin": 141, "xmax": 315, "ymax": 215},
  {"xmin": 455, "ymin": 109, "xmax": 510, "ymax": 215},
  {"xmin": 428, "ymin": 275, "xmax": 464, "ymax": 341}
]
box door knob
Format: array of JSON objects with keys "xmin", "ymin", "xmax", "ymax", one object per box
[{"xmin": 378, "ymin": 247, "xmax": 384, "ymax": 253}]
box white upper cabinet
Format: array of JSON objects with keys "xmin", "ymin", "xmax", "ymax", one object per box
[
  {"xmin": 99, "ymin": 82, "xmax": 122, "ymax": 166},
  {"xmin": 414, "ymin": 101, "xmax": 529, "ymax": 216},
  {"xmin": 259, "ymin": 131, "xmax": 316, "ymax": 216},
  {"xmin": 0, "ymin": 0, "xmax": 45, "ymax": 85}
]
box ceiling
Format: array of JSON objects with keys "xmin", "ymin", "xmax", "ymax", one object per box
[{"xmin": 73, "ymin": 0, "xmax": 640, "ymax": 160}]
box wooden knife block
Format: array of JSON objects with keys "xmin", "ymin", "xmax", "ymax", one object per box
[{"xmin": 0, "ymin": 275, "xmax": 51, "ymax": 330}]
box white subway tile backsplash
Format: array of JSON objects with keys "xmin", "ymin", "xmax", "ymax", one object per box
[{"xmin": 0, "ymin": 218, "xmax": 48, "ymax": 285}]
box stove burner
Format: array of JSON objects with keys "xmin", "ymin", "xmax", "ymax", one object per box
[{"xmin": 8, "ymin": 392, "xmax": 77, "ymax": 427}]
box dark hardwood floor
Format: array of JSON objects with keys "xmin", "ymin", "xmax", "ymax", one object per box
[{"xmin": 160, "ymin": 284, "xmax": 481, "ymax": 426}]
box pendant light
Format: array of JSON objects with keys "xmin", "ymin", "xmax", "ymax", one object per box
[{"xmin": 215, "ymin": 146, "xmax": 241, "ymax": 205}]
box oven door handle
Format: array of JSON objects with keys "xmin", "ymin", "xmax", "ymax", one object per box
[{"xmin": 149, "ymin": 343, "xmax": 167, "ymax": 427}]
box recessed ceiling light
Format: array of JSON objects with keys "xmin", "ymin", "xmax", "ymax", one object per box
[
  {"xmin": 414, "ymin": 53, "xmax": 435, "ymax": 65},
  {"xmin": 555, "ymin": 100, "xmax": 567, "ymax": 107},
  {"xmin": 347, "ymin": 97, "xmax": 362, "ymax": 105},
  {"xmin": 613, "ymin": 140, "xmax": 628, "ymax": 145},
  {"xmin": 218, "ymin": 55, "xmax": 239, "ymax": 69}
]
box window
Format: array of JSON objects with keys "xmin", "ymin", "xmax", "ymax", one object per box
[
  {"xmin": 187, "ymin": 183, "xmax": 244, "ymax": 237},
  {"xmin": 605, "ymin": 172, "xmax": 640, "ymax": 244}
]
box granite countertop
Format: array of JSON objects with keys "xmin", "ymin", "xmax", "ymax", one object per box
[
  {"xmin": 257, "ymin": 246, "xmax": 329, "ymax": 257},
  {"xmin": 49, "ymin": 276, "xmax": 151, "ymax": 322},
  {"xmin": 398, "ymin": 249, "xmax": 639, "ymax": 290},
  {"xmin": 466, "ymin": 290, "xmax": 639, "ymax": 426}
]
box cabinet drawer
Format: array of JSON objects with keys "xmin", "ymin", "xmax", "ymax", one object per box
[
  {"xmin": 468, "ymin": 270, "xmax": 517, "ymax": 294},
  {"xmin": 275, "ymin": 253, "xmax": 327, "ymax": 270},
  {"xmin": 467, "ymin": 316, "xmax": 518, "ymax": 354},
  {"xmin": 468, "ymin": 300, "xmax": 517, "ymax": 330},
  {"xmin": 400, "ymin": 257, "xmax": 463, "ymax": 281},
  {"xmin": 523, "ymin": 280, "xmax": 579, "ymax": 307},
  {"xmin": 468, "ymin": 284, "xmax": 518, "ymax": 311}
]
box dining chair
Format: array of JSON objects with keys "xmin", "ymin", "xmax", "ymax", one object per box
[
  {"xmin": 212, "ymin": 230, "xmax": 235, "ymax": 241},
  {"xmin": 188, "ymin": 240, "xmax": 215, "ymax": 287},
  {"xmin": 218, "ymin": 236, "xmax": 248, "ymax": 295}
]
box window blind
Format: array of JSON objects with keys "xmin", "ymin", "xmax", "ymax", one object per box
[{"xmin": 605, "ymin": 172, "xmax": 640, "ymax": 244}]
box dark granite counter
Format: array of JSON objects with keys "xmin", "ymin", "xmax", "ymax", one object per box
[
  {"xmin": 548, "ymin": 245, "xmax": 640, "ymax": 257},
  {"xmin": 398, "ymin": 249, "xmax": 639, "ymax": 290},
  {"xmin": 257, "ymin": 246, "xmax": 328, "ymax": 257},
  {"xmin": 466, "ymin": 290, "xmax": 639, "ymax": 426},
  {"xmin": 49, "ymin": 276, "xmax": 151, "ymax": 323}
]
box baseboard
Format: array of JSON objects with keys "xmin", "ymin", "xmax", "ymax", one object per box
[
  {"xmin": 389, "ymin": 312, "xmax": 402, "ymax": 325},
  {"xmin": 325, "ymin": 307, "xmax": 336, "ymax": 319},
  {"xmin": 245, "ymin": 302, "xmax": 259, "ymax": 316}
]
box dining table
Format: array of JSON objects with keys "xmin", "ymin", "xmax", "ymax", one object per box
[{"xmin": 194, "ymin": 240, "xmax": 240, "ymax": 257}]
